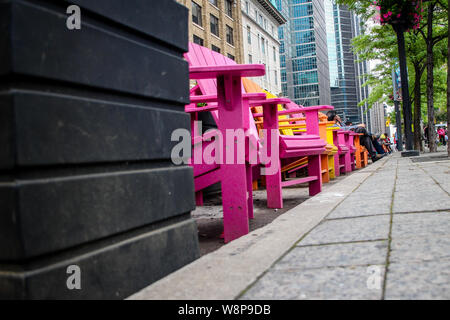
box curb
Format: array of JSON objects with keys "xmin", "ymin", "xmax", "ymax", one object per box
[{"xmin": 128, "ymin": 157, "xmax": 389, "ymax": 300}]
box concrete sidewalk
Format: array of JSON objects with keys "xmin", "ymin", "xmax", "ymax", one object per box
[{"xmin": 129, "ymin": 152, "xmax": 450, "ymax": 300}]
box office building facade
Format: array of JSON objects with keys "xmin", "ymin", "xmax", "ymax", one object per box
[
  {"xmin": 241, "ymin": 0, "xmax": 286, "ymax": 94},
  {"xmin": 177, "ymin": 0, "xmax": 244, "ymax": 63},
  {"xmin": 276, "ymin": 0, "xmax": 331, "ymax": 107},
  {"xmin": 325, "ymin": 0, "xmax": 370, "ymax": 125}
]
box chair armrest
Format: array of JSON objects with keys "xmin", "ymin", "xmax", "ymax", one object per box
[
  {"xmin": 186, "ymin": 92, "xmax": 267, "ymax": 114},
  {"xmin": 185, "ymin": 103, "xmax": 218, "ymax": 113},
  {"xmin": 189, "ymin": 64, "xmax": 265, "ymax": 79}
]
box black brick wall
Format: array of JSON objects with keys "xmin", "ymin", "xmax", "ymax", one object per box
[{"xmin": 0, "ymin": 0, "xmax": 199, "ymax": 299}]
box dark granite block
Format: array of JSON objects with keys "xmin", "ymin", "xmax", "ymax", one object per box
[
  {"xmin": 65, "ymin": 0, "xmax": 189, "ymax": 51},
  {"xmin": 0, "ymin": 90, "xmax": 190, "ymax": 169},
  {"xmin": 0, "ymin": 0, "xmax": 199, "ymax": 299},
  {"xmin": 0, "ymin": 95, "xmax": 14, "ymax": 170},
  {"xmin": 0, "ymin": 0, "xmax": 189, "ymax": 103},
  {"xmin": 0, "ymin": 165, "xmax": 195, "ymax": 260},
  {"xmin": 0, "ymin": 219, "xmax": 200, "ymax": 300}
]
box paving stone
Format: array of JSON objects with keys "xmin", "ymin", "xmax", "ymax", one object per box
[
  {"xmin": 272, "ymin": 241, "xmax": 388, "ymax": 270},
  {"xmin": 328, "ymin": 194, "xmax": 392, "ymax": 218},
  {"xmin": 384, "ymin": 259, "xmax": 450, "ymax": 299},
  {"xmin": 392, "ymin": 212, "xmax": 450, "ymax": 239},
  {"xmin": 437, "ymin": 183, "xmax": 450, "ymax": 194},
  {"xmin": 395, "ymin": 178, "xmax": 436, "ymax": 188},
  {"xmin": 300, "ymin": 215, "xmax": 390, "ymax": 245},
  {"xmin": 241, "ymin": 266, "xmax": 385, "ymax": 300},
  {"xmin": 393, "ymin": 190, "xmax": 450, "ymax": 213},
  {"xmin": 355, "ymin": 181, "xmax": 394, "ymax": 195},
  {"xmin": 390, "ymin": 236, "xmax": 450, "ymax": 263}
]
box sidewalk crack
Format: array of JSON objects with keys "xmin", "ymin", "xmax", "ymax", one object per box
[{"xmin": 381, "ymin": 159, "xmax": 398, "ymax": 299}]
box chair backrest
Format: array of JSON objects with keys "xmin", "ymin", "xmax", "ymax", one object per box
[
  {"xmin": 184, "ymin": 43, "xmax": 260, "ymax": 142},
  {"xmin": 242, "ymin": 78, "xmax": 294, "ymax": 136}
]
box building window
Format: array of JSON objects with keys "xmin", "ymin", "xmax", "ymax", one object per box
[
  {"xmin": 273, "ymin": 46, "xmax": 276, "ymax": 61},
  {"xmin": 209, "ymin": 0, "xmax": 218, "ymax": 7},
  {"xmin": 193, "ymin": 35, "xmax": 204, "ymax": 46},
  {"xmin": 226, "ymin": 25, "xmax": 234, "ymax": 46},
  {"xmin": 275, "ymin": 70, "xmax": 278, "ymax": 85},
  {"xmin": 210, "ymin": 14, "xmax": 219, "ymax": 37},
  {"xmin": 211, "ymin": 45, "xmax": 221, "ymax": 53},
  {"xmin": 247, "ymin": 26, "xmax": 251, "ymax": 44},
  {"xmin": 248, "ymin": 54, "xmax": 252, "ymax": 64},
  {"xmin": 263, "ymin": 63, "xmax": 267, "ymax": 81},
  {"xmin": 227, "ymin": 54, "xmax": 235, "ymax": 61},
  {"xmin": 261, "ymin": 37, "xmax": 265, "ymax": 54},
  {"xmin": 245, "ymin": 1, "xmax": 249, "ymax": 14},
  {"xmin": 192, "ymin": 1, "xmax": 202, "ymax": 27},
  {"xmin": 225, "ymin": 0, "xmax": 233, "ymax": 18}
]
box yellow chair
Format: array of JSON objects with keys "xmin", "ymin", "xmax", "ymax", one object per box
[{"xmin": 242, "ymin": 78, "xmax": 338, "ymax": 183}]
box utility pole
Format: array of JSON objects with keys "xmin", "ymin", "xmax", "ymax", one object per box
[
  {"xmin": 392, "ymin": 66, "xmax": 403, "ymax": 151},
  {"xmin": 393, "ymin": 23, "xmax": 419, "ymax": 156}
]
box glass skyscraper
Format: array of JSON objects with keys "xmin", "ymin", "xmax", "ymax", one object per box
[
  {"xmin": 276, "ymin": 0, "xmax": 331, "ymax": 107},
  {"xmin": 276, "ymin": 0, "xmax": 370, "ymax": 126},
  {"xmin": 325, "ymin": 0, "xmax": 370, "ymax": 125}
]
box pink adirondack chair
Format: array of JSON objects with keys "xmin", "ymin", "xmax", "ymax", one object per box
[
  {"xmin": 248, "ymin": 98, "xmax": 328, "ymax": 207},
  {"xmin": 348, "ymin": 132, "xmax": 359, "ymax": 171},
  {"xmin": 185, "ymin": 43, "xmax": 330, "ymax": 210},
  {"xmin": 334, "ymin": 130, "xmax": 351, "ymax": 175},
  {"xmin": 186, "ymin": 63, "xmax": 266, "ymax": 243}
]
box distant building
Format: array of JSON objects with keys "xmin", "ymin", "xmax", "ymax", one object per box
[
  {"xmin": 241, "ymin": 0, "xmax": 286, "ymax": 94},
  {"xmin": 325, "ymin": 0, "xmax": 370, "ymax": 125},
  {"xmin": 276, "ymin": 0, "xmax": 331, "ymax": 107},
  {"xmin": 370, "ymin": 102, "xmax": 386, "ymax": 135},
  {"xmin": 177, "ymin": 0, "xmax": 244, "ymax": 63}
]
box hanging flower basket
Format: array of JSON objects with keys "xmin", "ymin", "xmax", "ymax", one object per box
[{"xmin": 374, "ymin": 0, "xmax": 423, "ymax": 31}]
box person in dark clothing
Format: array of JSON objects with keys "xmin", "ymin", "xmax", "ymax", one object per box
[
  {"xmin": 353, "ymin": 126, "xmax": 383, "ymax": 161},
  {"xmin": 382, "ymin": 133, "xmax": 393, "ymax": 154},
  {"xmin": 326, "ymin": 111, "xmax": 383, "ymax": 162},
  {"xmin": 424, "ymin": 125, "xmax": 429, "ymax": 146},
  {"xmin": 371, "ymin": 134, "xmax": 386, "ymax": 155}
]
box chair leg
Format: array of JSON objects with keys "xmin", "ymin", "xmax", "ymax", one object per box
[
  {"xmin": 321, "ymin": 154, "xmax": 330, "ymax": 183},
  {"xmin": 195, "ymin": 191, "xmax": 203, "ymax": 206},
  {"xmin": 308, "ymin": 154, "xmax": 322, "ymax": 196},
  {"xmin": 328, "ymin": 155, "xmax": 335, "ymax": 179},
  {"xmin": 355, "ymin": 149, "xmax": 362, "ymax": 169},
  {"xmin": 339, "ymin": 154, "xmax": 346, "ymax": 175},
  {"xmin": 265, "ymin": 159, "xmax": 283, "ymax": 209},
  {"xmin": 221, "ymin": 163, "xmax": 249, "ymax": 243},
  {"xmin": 246, "ymin": 165, "xmax": 254, "ymax": 219},
  {"xmin": 334, "ymin": 153, "xmax": 340, "ymax": 177},
  {"xmin": 344, "ymin": 152, "xmax": 352, "ymax": 173}
]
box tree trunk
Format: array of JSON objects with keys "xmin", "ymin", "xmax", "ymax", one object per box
[
  {"xmin": 448, "ymin": 1, "xmax": 450, "ymax": 157},
  {"xmin": 413, "ymin": 64, "xmax": 423, "ymax": 151},
  {"xmin": 426, "ymin": 2, "xmax": 437, "ymax": 152},
  {"xmin": 394, "ymin": 25, "xmax": 414, "ymax": 151}
]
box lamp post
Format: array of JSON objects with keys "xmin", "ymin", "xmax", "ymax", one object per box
[
  {"xmin": 380, "ymin": 0, "xmax": 421, "ymax": 156},
  {"xmin": 392, "ymin": 64, "xmax": 403, "ymax": 151},
  {"xmin": 392, "ymin": 23, "xmax": 417, "ymax": 155}
]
